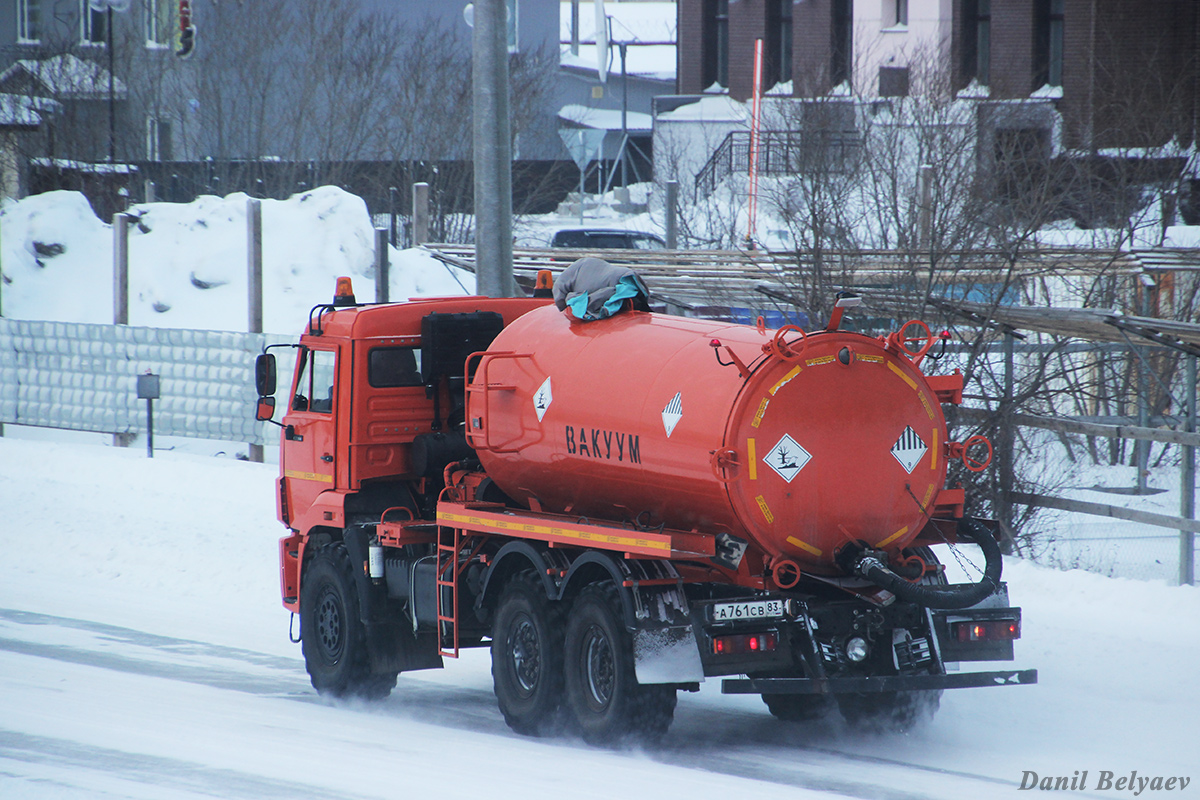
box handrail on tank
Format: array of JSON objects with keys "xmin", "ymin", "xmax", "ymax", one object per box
[{"xmin": 464, "ymin": 351, "xmax": 533, "ymax": 454}]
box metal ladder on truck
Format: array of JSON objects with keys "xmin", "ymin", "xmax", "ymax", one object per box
[{"xmin": 435, "ymin": 523, "xmax": 493, "ymax": 658}]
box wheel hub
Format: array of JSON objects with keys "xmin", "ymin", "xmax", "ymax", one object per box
[
  {"xmin": 316, "ymin": 588, "xmax": 344, "ymax": 662},
  {"xmin": 510, "ymin": 615, "xmax": 540, "ymax": 695},
  {"xmin": 583, "ymin": 624, "xmax": 614, "ymax": 709}
]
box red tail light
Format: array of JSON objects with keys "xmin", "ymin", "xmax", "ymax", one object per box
[
  {"xmin": 954, "ymin": 620, "xmax": 1020, "ymax": 642},
  {"xmin": 712, "ymin": 632, "xmax": 778, "ymax": 655}
]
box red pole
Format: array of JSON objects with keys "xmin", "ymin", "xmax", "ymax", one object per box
[{"xmin": 747, "ymin": 38, "xmax": 764, "ymax": 247}]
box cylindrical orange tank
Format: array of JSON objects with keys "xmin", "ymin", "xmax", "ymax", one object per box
[{"xmin": 467, "ymin": 305, "xmax": 951, "ymax": 575}]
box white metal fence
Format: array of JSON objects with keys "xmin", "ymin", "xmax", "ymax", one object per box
[{"xmin": 0, "ymin": 319, "xmax": 291, "ymax": 446}]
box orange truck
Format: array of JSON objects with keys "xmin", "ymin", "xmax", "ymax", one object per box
[{"xmin": 255, "ymin": 274, "xmax": 1035, "ymax": 743}]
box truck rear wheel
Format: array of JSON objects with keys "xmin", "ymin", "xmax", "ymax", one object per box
[
  {"xmin": 836, "ymin": 690, "xmax": 940, "ymax": 731},
  {"xmin": 300, "ymin": 543, "xmax": 397, "ymax": 700},
  {"xmin": 491, "ymin": 572, "xmax": 565, "ymax": 736},
  {"xmin": 563, "ymin": 582, "xmax": 677, "ymax": 746},
  {"xmin": 836, "ymin": 546, "xmax": 944, "ymax": 731},
  {"xmin": 761, "ymin": 693, "xmax": 831, "ymax": 722}
]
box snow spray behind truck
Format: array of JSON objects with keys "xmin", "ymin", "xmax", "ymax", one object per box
[{"xmin": 255, "ymin": 261, "xmax": 1035, "ymax": 743}]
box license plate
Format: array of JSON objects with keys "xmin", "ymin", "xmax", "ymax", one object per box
[{"xmin": 711, "ymin": 599, "xmax": 785, "ymax": 622}]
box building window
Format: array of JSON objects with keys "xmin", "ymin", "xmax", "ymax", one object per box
[
  {"xmin": 702, "ymin": 0, "xmax": 730, "ymax": 89},
  {"xmin": 507, "ymin": 0, "xmax": 519, "ymax": 52},
  {"xmin": 765, "ymin": 0, "xmax": 793, "ymax": 88},
  {"xmin": 995, "ymin": 127, "xmax": 1051, "ymax": 201},
  {"xmin": 962, "ymin": 0, "xmax": 991, "ymax": 86},
  {"xmin": 879, "ymin": 66, "xmax": 909, "ymax": 97},
  {"xmin": 1034, "ymin": 0, "xmax": 1064, "ymax": 88},
  {"xmin": 146, "ymin": 117, "xmax": 173, "ymax": 160},
  {"xmin": 146, "ymin": 0, "xmax": 175, "ymax": 46},
  {"xmin": 18, "ymin": 0, "xmax": 42, "ymax": 42},
  {"xmin": 832, "ymin": 0, "xmax": 854, "ymax": 88},
  {"xmin": 82, "ymin": 2, "xmax": 108, "ymax": 45},
  {"xmin": 886, "ymin": 0, "xmax": 908, "ymax": 28}
]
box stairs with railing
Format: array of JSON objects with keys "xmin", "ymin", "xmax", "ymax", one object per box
[{"xmin": 694, "ymin": 129, "xmax": 863, "ymax": 197}]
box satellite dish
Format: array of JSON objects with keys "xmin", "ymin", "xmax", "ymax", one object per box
[
  {"xmin": 595, "ymin": 0, "xmax": 608, "ymax": 84},
  {"xmin": 463, "ymin": 3, "xmax": 474, "ymax": 27}
]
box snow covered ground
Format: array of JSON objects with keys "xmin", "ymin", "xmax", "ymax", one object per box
[{"xmin": 0, "ymin": 436, "xmax": 1197, "ymax": 799}]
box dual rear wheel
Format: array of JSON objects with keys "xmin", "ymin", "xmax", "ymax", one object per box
[{"xmin": 492, "ymin": 576, "xmax": 676, "ymax": 745}]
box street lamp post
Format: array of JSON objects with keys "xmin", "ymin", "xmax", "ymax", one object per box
[{"xmin": 89, "ymin": 0, "xmax": 130, "ymax": 162}]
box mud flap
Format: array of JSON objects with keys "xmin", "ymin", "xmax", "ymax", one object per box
[
  {"xmin": 365, "ymin": 622, "xmax": 444, "ymax": 674},
  {"xmin": 630, "ymin": 585, "xmax": 704, "ymax": 684}
]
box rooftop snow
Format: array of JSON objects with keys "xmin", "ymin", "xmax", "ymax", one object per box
[
  {"xmin": 0, "ymin": 92, "xmax": 53, "ymax": 127},
  {"xmin": 560, "ymin": 1, "xmax": 676, "ymax": 44},
  {"xmin": 560, "ymin": 45, "xmax": 676, "ymax": 82},
  {"xmin": 559, "ymin": 1, "xmax": 676, "ymax": 81},
  {"xmin": 0, "ymin": 54, "xmax": 127, "ymax": 100},
  {"xmin": 558, "ymin": 103, "xmax": 653, "ymax": 132},
  {"xmin": 655, "ymin": 95, "xmax": 748, "ymax": 123}
]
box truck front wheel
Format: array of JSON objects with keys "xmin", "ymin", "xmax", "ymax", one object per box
[
  {"xmin": 563, "ymin": 582, "xmax": 676, "ymax": 746},
  {"xmin": 300, "ymin": 543, "xmax": 396, "ymax": 700},
  {"xmin": 491, "ymin": 572, "xmax": 565, "ymax": 736}
]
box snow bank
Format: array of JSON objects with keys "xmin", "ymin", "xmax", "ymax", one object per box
[{"xmin": 0, "ymin": 187, "xmax": 474, "ymax": 334}]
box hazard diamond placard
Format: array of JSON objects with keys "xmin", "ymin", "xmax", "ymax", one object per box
[
  {"xmin": 662, "ymin": 392, "xmax": 683, "ymax": 437},
  {"xmin": 764, "ymin": 433, "xmax": 811, "ymax": 483},
  {"xmin": 891, "ymin": 426, "xmax": 927, "ymax": 473},
  {"xmin": 533, "ymin": 377, "xmax": 552, "ymax": 422}
]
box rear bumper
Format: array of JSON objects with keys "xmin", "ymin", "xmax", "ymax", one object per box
[{"xmin": 722, "ymin": 668, "xmax": 1038, "ymax": 695}]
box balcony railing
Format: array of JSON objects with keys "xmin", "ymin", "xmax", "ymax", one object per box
[{"xmin": 694, "ymin": 129, "xmax": 863, "ymax": 197}]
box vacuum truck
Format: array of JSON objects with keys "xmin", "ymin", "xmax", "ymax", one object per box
[{"xmin": 254, "ymin": 261, "xmax": 1036, "ymax": 744}]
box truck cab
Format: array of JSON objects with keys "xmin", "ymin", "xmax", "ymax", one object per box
[{"xmin": 257, "ymin": 286, "xmax": 550, "ymax": 609}]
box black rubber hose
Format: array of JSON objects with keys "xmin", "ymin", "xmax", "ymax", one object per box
[{"xmin": 854, "ymin": 518, "xmax": 1003, "ymax": 610}]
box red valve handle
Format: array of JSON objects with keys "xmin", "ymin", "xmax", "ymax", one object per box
[
  {"xmin": 771, "ymin": 558, "xmax": 802, "ymax": 590},
  {"xmin": 710, "ymin": 448, "xmax": 740, "ymax": 482},
  {"xmin": 961, "ymin": 435, "xmax": 993, "ymax": 472},
  {"xmin": 764, "ymin": 324, "xmax": 807, "ymax": 362},
  {"xmin": 887, "ymin": 319, "xmax": 937, "ymax": 365}
]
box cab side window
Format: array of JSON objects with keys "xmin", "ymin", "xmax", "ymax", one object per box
[
  {"xmin": 369, "ymin": 347, "xmax": 424, "ymax": 388},
  {"xmin": 292, "ymin": 349, "xmax": 336, "ymax": 413},
  {"xmin": 310, "ymin": 351, "xmax": 336, "ymax": 413},
  {"xmin": 291, "ymin": 352, "xmax": 310, "ymax": 411}
]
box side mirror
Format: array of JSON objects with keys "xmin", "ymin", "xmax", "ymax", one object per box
[
  {"xmin": 256, "ymin": 395, "xmax": 277, "ymax": 422},
  {"xmin": 255, "ymin": 353, "xmax": 277, "ymax": 397}
]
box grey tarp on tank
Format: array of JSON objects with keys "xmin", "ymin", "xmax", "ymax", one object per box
[{"xmin": 553, "ymin": 257, "xmax": 651, "ymax": 321}]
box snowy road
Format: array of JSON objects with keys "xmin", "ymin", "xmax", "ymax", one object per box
[
  {"xmin": 0, "ymin": 607, "xmax": 1031, "ymax": 800},
  {"xmin": 2, "ymin": 438, "xmax": 1197, "ymax": 799}
]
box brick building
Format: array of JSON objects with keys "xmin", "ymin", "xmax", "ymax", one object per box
[{"xmin": 677, "ymin": 0, "xmax": 1199, "ymax": 151}]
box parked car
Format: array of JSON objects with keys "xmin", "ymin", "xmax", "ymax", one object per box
[{"xmin": 550, "ymin": 228, "xmax": 666, "ymax": 250}]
